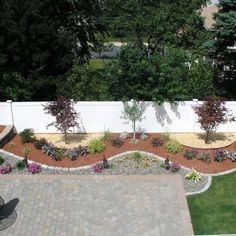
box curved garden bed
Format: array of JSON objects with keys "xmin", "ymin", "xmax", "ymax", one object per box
[{"xmin": 1, "ymin": 133, "xmax": 236, "ymax": 174}]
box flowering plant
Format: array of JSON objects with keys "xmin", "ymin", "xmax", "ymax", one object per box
[
  {"xmin": 27, "ymin": 163, "xmax": 41, "ymax": 174},
  {"xmin": 91, "ymin": 163, "xmax": 104, "ymax": 173},
  {"xmin": 0, "ymin": 162, "xmax": 12, "ymax": 174}
]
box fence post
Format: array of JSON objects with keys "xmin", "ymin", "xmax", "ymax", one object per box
[{"xmin": 6, "ymin": 100, "xmax": 14, "ymax": 125}]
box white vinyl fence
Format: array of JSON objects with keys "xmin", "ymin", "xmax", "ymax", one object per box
[{"xmin": 0, "ymin": 100, "xmax": 236, "ymax": 133}]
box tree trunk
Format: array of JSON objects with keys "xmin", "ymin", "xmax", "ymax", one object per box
[
  {"xmin": 24, "ymin": 155, "xmax": 28, "ymax": 167},
  {"xmin": 64, "ymin": 131, "xmax": 68, "ymax": 144},
  {"xmin": 133, "ymin": 121, "xmax": 136, "ymax": 141},
  {"xmin": 205, "ymin": 131, "xmax": 210, "ymax": 144}
]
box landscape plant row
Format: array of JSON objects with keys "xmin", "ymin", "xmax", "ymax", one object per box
[
  {"xmin": 184, "ymin": 148, "xmax": 236, "ymax": 163},
  {"xmin": 0, "ymin": 157, "xmax": 41, "ymax": 174}
]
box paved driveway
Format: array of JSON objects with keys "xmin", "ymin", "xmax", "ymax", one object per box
[{"xmin": 0, "ymin": 175, "xmax": 193, "ymax": 236}]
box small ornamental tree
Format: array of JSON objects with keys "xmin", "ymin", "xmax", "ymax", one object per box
[
  {"xmin": 43, "ymin": 97, "xmax": 79, "ymax": 143},
  {"xmin": 121, "ymin": 100, "xmax": 146, "ymax": 144},
  {"xmin": 194, "ymin": 97, "xmax": 235, "ymax": 143}
]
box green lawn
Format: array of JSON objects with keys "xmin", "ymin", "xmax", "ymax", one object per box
[
  {"xmin": 187, "ymin": 172, "xmax": 236, "ymax": 235},
  {"xmin": 89, "ymin": 59, "xmax": 110, "ymax": 69}
]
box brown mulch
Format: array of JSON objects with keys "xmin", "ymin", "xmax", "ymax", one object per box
[
  {"xmin": 2, "ymin": 133, "xmax": 236, "ymax": 174},
  {"xmin": 0, "ymin": 125, "xmax": 6, "ymax": 133}
]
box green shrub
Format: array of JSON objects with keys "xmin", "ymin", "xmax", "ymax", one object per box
[
  {"xmin": 161, "ymin": 131, "xmax": 171, "ymax": 142},
  {"xmin": 198, "ymin": 152, "xmax": 211, "ymax": 163},
  {"xmin": 131, "ymin": 152, "xmax": 142, "ymax": 163},
  {"xmin": 165, "ymin": 140, "xmax": 182, "ymax": 154},
  {"xmin": 20, "ymin": 128, "xmax": 36, "ymax": 144},
  {"xmin": 100, "ymin": 131, "xmax": 112, "ymax": 142},
  {"xmin": 151, "ymin": 137, "xmax": 164, "ymax": 147},
  {"xmin": 0, "ymin": 156, "xmax": 5, "ymax": 165},
  {"xmin": 185, "ymin": 168, "xmax": 202, "ymax": 182},
  {"xmin": 88, "ymin": 139, "xmax": 105, "ymax": 154},
  {"xmin": 34, "ymin": 138, "xmax": 48, "ymax": 150},
  {"xmin": 15, "ymin": 160, "xmax": 26, "ymax": 170}
]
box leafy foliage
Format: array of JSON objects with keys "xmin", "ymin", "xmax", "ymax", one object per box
[
  {"xmin": 91, "ymin": 162, "xmax": 104, "ymax": 173},
  {"xmin": 100, "ymin": 131, "xmax": 112, "ymax": 142},
  {"xmin": 111, "ymin": 138, "xmax": 124, "ymax": 148},
  {"xmin": 42, "ymin": 144, "xmax": 64, "ymax": 161},
  {"xmin": 131, "ymin": 152, "xmax": 142, "ymax": 163},
  {"xmin": 198, "ymin": 152, "xmax": 211, "ymax": 163},
  {"xmin": 78, "ymin": 146, "xmax": 89, "ymax": 157},
  {"xmin": 214, "ymin": 150, "xmax": 227, "ymax": 162},
  {"xmin": 121, "ymin": 100, "xmax": 145, "ymax": 142},
  {"xmin": 184, "ymin": 149, "xmax": 198, "ymax": 160},
  {"xmin": 20, "ymin": 129, "xmax": 36, "ymax": 144},
  {"xmin": 102, "ymin": 0, "xmax": 208, "ymax": 50},
  {"xmin": 203, "ymin": 0, "xmax": 236, "ymax": 80},
  {"xmin": 34, "ymin": 138, "xmax": 49, "ymax": 150},
  {"xmin": 65, "ymin": 62, "xmax": 112, "ymax": 101},
  {"xmin": 170, "ymin": 163, "xmax": 181, "ymax": 173},
  {"xmin": 43, "ymin": 97, "xmax": 78, "ymax": 143},
  {"xmin": 0, "ymin": 162, "xmax": 12, "ymax": 174},
  {"xmin": 66, "ymin": 148, "xmax": 79, "ymax": 161},
  {"xmin": 0, "ymin": 0, "xmax": 106, "ymax": 101},
  {"xmin": 194, "ymin": 97, "xmax": 235, "ymax": 143},
  {"xmin": 27, "ymin": 163, "xmax": 41, "ymax": 174},
  {"xmin": 151, "ymin": 137, "xmax": 164, "ymax": 147},
  {"xmin": 185, "ymin": 168, "xmax": 202, "ymax": 182},
  {"xmin": 225, "ymin": 151, "xmax": 236, "ymax": 162},
  {"xmin": 88, "ymin": 139, "xmax": 105, "ymax": 154},
  {"xmin": 15, "ymin": 160, "xmax": 26, "ymax": 170},
  {"xmin": 165, "ymin": 140, "xmax": 182, "ymax": 154},
  {"xmin": 105, "ymin": 46, "xmax": 217, "ymax": 102},
  {"xmin": 0, "ymin": 156, "xmax": 5, "ymax": 165}
]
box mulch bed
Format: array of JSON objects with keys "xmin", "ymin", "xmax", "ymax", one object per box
[
  {"xmin": 2, "ymin": 133, "xmax": 236, "ymax": 174},
  {"xmin": 0, "ymin": 126, "xmax": 6, "ymax": 133}
]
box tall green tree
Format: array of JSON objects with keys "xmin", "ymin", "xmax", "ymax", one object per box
[
  {"xmin": 204, "ymin": 0, "xmax": 236, "ymax": 79},
  {"xmin": 103, "ymin": 0, "xmax": 209, "ymax": 51},
  {"xmin": 104, "ymin": 45, "xmax": 217, "ymax": 102},
  {"xmin": 203, "ymin": 0, "xmax": 236, "ymax": 98},
  {"xmin": 0, "ymin": 0, "xmax": 106, "ymax": 101}
]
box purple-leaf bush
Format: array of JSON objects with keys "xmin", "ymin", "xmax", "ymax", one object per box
[
  {"xmin": 184, "ymin": 149, "xmax": 198, "ymax": 160},
  {"xmin": 170, "ymin": 163, "xmax": 181, "ymax": 173},
  {"xmin": 27, "ymin": 163, "xmax": 41, "ymax": 174},
  {"xmin": 91, "ymin": 163, "xmax": 104, "ymax": 173},
  {"xmin": 0, "ymin": 162, "xmax": 12, "ymax": 174},
  {"xmin": 225, "ymin": 151, "xmax": 236, "ymax": 162},
  {"xmin": 214, "ymin": 149, "xmax": 227, "ymax": 162}
]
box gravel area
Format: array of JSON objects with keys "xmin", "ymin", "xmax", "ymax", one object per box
[
  {"xmin": 0, "ymin": 151, "xmax": 209, "ymax": 194},
  {"xmin": 35, "ymin": 133, "xmax": 103, "ymax": 148},
  {"xmin": 171, "ymin": 132, "xmax": 236, "ymax": 149}
]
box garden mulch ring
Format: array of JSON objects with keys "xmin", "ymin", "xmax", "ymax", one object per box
[
  {"xmin": 2, "ymin": 133, "xmax": 236, "ymax": 174},
  {"xmin": 0, "ymin": 126, "xmax": 6, "ymax": 134}
]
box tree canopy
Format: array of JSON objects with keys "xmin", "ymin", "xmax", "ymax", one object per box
[
  {"xmin": 102, "ymin": 0, "xmax": 209, "ymax": 51},
  {"xmin": 0, "ymin": 0, "xmax": 106, "ymax": 101},
  {"xmin": 103, "ymin": 45, "xmax": 217, "ymax": 102}
]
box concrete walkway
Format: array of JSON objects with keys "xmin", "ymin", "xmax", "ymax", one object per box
[{"xmin": 0, "ymin": 175, "xmax": 193, "ymax": 236}]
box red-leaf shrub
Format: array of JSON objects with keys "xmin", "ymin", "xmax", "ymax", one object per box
[{"xmin": 194, "ymin": 97, "xmax": 235, "ymax": 143}]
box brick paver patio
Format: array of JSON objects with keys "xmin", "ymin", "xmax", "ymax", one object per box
[{"xmin": 0, "ymin": 175, "xmax": 193, "ymax": 236}]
